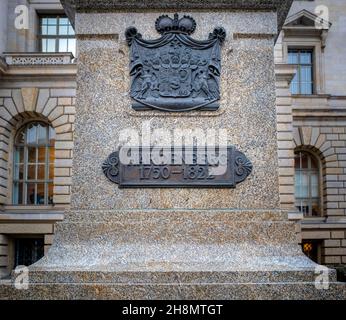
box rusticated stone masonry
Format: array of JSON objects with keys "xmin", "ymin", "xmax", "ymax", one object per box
[{"xmin": 0, "ymin": 87, "xmax": 75, "ymax": 207}]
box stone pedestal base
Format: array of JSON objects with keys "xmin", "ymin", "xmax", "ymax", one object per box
[
  {"xmin": 1, "ymin": 210, "xmax": 346, "ymax": 299},
  {"xmin": 1, "ymin": 281, "xmax": 346, "ymax": 300}
]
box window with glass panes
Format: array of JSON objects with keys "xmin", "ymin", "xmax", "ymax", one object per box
[
  {"xmin": 294, "ymin": 151, "xmax": 321, "ymax": 217},
  {"xmin": 13, "ymin": 122, "xmax": 55, "ymax": 205},
  {"xmin": 288, "ymin": 49, "xmax": 313, "ymax": 94},
  {"xmin": 39, "ymin": 15, "xmax": 76, "ymax": 56}
]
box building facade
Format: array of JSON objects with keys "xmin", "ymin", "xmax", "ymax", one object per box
[{"xmin": 0, "ymin": 0, "xmax": 345, "ymax": 278}]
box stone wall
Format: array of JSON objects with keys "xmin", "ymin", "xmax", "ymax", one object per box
[{"xmin": 274, "ymin": 0, "xmax": 346, "ymax": 266}]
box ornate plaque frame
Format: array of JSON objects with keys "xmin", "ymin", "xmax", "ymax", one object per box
[
  {"xmin": 125, "ymin": 14, "xmax": 226, "ymax": 112},
  {"xmin": 102, "ymin": 146, "xmax": 252, "ymax": 188}
]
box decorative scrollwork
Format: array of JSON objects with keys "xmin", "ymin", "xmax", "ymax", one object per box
[
  {"xmin": 102, "ymin": 152, "xmax": 120, "ymax": 183},
  {"xmin": 125, "ymin": 27, "xmax": 142, "ymax": 46},
  {"xmin": 209, "ymin": 27, "xmax": 226, "ymax": 44},
  {"xmin": 234, "ymin": 152, "xmax": 253, "ymax": 183}
]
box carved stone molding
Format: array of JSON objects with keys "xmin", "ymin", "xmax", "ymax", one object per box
[{"xmin": 4, "ymin": 53, "xmax": 74, "ymax": 66}]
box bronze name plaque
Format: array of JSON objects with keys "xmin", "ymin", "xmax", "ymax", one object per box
[{"xmin": 102, "ymin": 146, "xmax": 252, "ymax": 188}]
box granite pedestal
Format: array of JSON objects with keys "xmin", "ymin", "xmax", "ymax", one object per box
[{"xmin": 1, "ymin": 0, "xmax": 346, "ymax": 299}]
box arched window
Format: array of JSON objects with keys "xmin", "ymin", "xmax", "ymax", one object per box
[
  {"xmin": 294, "ymin": 150, "xmax": 321, "ymax": 217},
  {"xmin": 13, "ymin": 122, "xmax": 55, "ymax": 205}
]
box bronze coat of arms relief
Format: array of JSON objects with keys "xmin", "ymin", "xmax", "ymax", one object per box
[{"xmin": 125, "ymin": 14, "xmax": 226, "ymax": 112}]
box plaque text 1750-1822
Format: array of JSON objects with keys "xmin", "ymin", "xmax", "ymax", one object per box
[{"xmin": 102, "ymin": 146, "xmax": 252, "ymax": 188}]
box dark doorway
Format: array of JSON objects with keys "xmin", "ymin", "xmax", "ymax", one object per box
[
  {"xmin": 302, "ymin": 240, "xmax": 321, "ymax": 263},
  {"xmin": 14, "ymin": 238, "xmax": 44, "ymax": 268}
]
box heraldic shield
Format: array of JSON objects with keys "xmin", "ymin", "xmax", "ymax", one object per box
[{"xmin": 125, "ymin": 14, "xmax": 226, "ymax": 112}]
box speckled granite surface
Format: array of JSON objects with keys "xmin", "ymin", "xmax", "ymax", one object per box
[
  {"xmin": 61, "ymin": 0, "xmax": 293, "ymax": 39},
  {"xmin": 2, "ymin": 1, "xmax": 345, "ymax": 300}
]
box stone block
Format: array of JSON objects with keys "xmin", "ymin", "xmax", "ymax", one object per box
[
  {"xmin": 310, "ymin": 128, "xmax": 320, "ymax": 146},
  {"xmin": 0, "ymin": 224, "xmax": 53, "ymax": 234},
  {"xmin": 50, "ymin": 89, "xmax": 76, "ymax": 97},
  {"xmin": 331, "ymin": 231, "xmax": 345, "ymax": 239},
  {"xmin": 54, "ymin": 177, "xmax": 72, "ymax": 185},
  {"xmin": 279, "ymin": 194, "xmax": 294, "ymax": 204},
  {"xmin": 56, "ymin": 132, "xmax": 73, "ymax": 141},
  {"xmin": 320, "ymin": 128, "xmax": 333, "ymax": 134},
  {"xmin": 55, "ymin": 150, "xmax": 71, "ymax": 159},
  {"xmin": 4, "ymin": 98, "xmax": 17, "ymax": 117},
  {"xmin": 45, "ymin": 235, "xmax": 54, "ymax": 245},
  {"xmin": 42, "ymin": 98, "xmax": 57, "ymax": 117},
  {"xmin": 302, "ymin": 231, "xmax": 330, "ymax": 239},
  {"xmin": 52, "ymin": 115, "xmax": 69, "ymax": 128},
  {"xmin": 324, "ymin": 240, "xmax": 341, "ymax": 247},
  {"xmin": 58, "ymin": 98, "xmax": 72, "ymax": 106},
  {"xmin": 48, "ymin": 106, "xmax": 64, "ymax": 122},
  {"xmin": 315, "ymin": 134, "xmax": 326, "ymax": 149},
  {"xmin": 325, "ymin": 168, "xmax": 342, "ymax": 176},
  {"xmin": 54, "ymin": 159, "xmax": 72, "ymax": 168},
  {"xmin": 11, "ymin": 89, "xmax": 24, "ymax": 114},
  {"xmin": 332, "ymin": 141, "xmax": 345, "ymax": 147},
  {"xmin": 277, "ymin": 114, "xmax": 292, "ymax": 123},
  {"xmin": 0, "ymin": 246, "xmax": 7, "ymax": 255},
  {"xmin": 21, "ymin": 88, "xmax": 38, "ymax": 112},
  {"xmin": 279, "ymin": 185, "xmax": 294, "ymax": 194},
  {"xmin": 277, "ymin": 149, "xmax": 293, "ymax": 158},
  {"xmin": 333, "ymin": 128, "xmax": 344, "ymax": 134},
  {"xmin": 277, "ymin": 123, "xmax": 293, "ymax": 132},
  {"xmin": 326, "ymin": 134, "xmax": 338, "ymax": 141},
  {"xmin": 279, "ymin": 176, "xmax": 294, "ymax": 185},
  {"xmin": 53, "ymin": 194, "xmax": 71, "ymax": 204},
  {"xmin": 64, "ymin": 106, "xmax": 76, "ymax": 114},
  {"xmin": 0, "ymin": 90, "xmax": 11, "ymax": 98},
  {"xmin": 324, "ymin": 248, "xmax": 346, "ymax": 256},
  {"xmin": 0, "ymin": 256, "xmax": 8, "ymax": 267},
  {"xmin": 55, "ymin": 141, "xmax": 74, "ymax": 150},
  {"xmin": 324, "ymin": 256, "xmax": 341, "ymax": 264},
  {"xmin": 0, "ymin": 235, "xmax": 8, "ymax": 244},
  {"xmin": 277, "ymin": 132, "xmax": 292, "ymax": 141},
  {"xmin": 36, "ymin": 89, "xmax": 50, "ymax": 114},
  {"xmin": 55, "ymin": 123, "xmax": 73, "ymax": 134},
  {"xmin": 54, "ymin": 185, "xmax": 70, "ymax": 194},
  {"xmin": 278, "ymin": 167, "xmax": 294, "ymax": 176},
  {"xmin": 54, "ymin": 168, "xmax": 70, "ymax": 177},
  {"xmin": 277, "ymin": 140, "xmax": 294, "ymax": 149}
]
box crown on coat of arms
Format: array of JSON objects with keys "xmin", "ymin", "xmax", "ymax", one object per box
[{"xmin": 155, "ymin": 14, "xmax": 197, "ymax": 35}]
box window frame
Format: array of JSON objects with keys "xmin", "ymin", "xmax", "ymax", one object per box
[
  {"xmin": 294, "ymin": 149, "xmax": 323, "ymax": 217},
  {"xmin": 38, "ymin": 14, "xmax": 75, "ymax": 54},
  {"xmin": 282, "ymin": 37, "xmax": 326, "ymax": 95},
  {"xmin": 12, "ymin": 122, "xmax": 55, "ymax": 206},
  {"xmin": 288, "ymin": 48, "xmax": 314, "ymax": 95}
]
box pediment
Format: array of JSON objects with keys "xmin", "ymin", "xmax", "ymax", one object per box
[{"xmin": 284, "ymin": 9, "xmax": 331, "ymax": 29}]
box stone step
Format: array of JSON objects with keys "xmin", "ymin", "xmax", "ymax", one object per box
[
  {"xmin": 55, "ymin": 209, "xmax": 297, "ymax": 245},
  {"xmin": 26, "ymin": 269, "xmax": 337, "ymax": 284},
  {"xmin": 1, "ymin": 282, "xmax": 346, "ymax": 300}
]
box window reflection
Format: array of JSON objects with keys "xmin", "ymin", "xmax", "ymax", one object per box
[
  {"xmin": 39, "ymin": 15, "xmax": 76, "ymax": 57},
  {"xmin": 13, "ymin": 122, "xmax": 55, "ymax": 205},
  {"xmin": 295, "ymin": 150, "xmax": 321, "ymax": 217}
]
